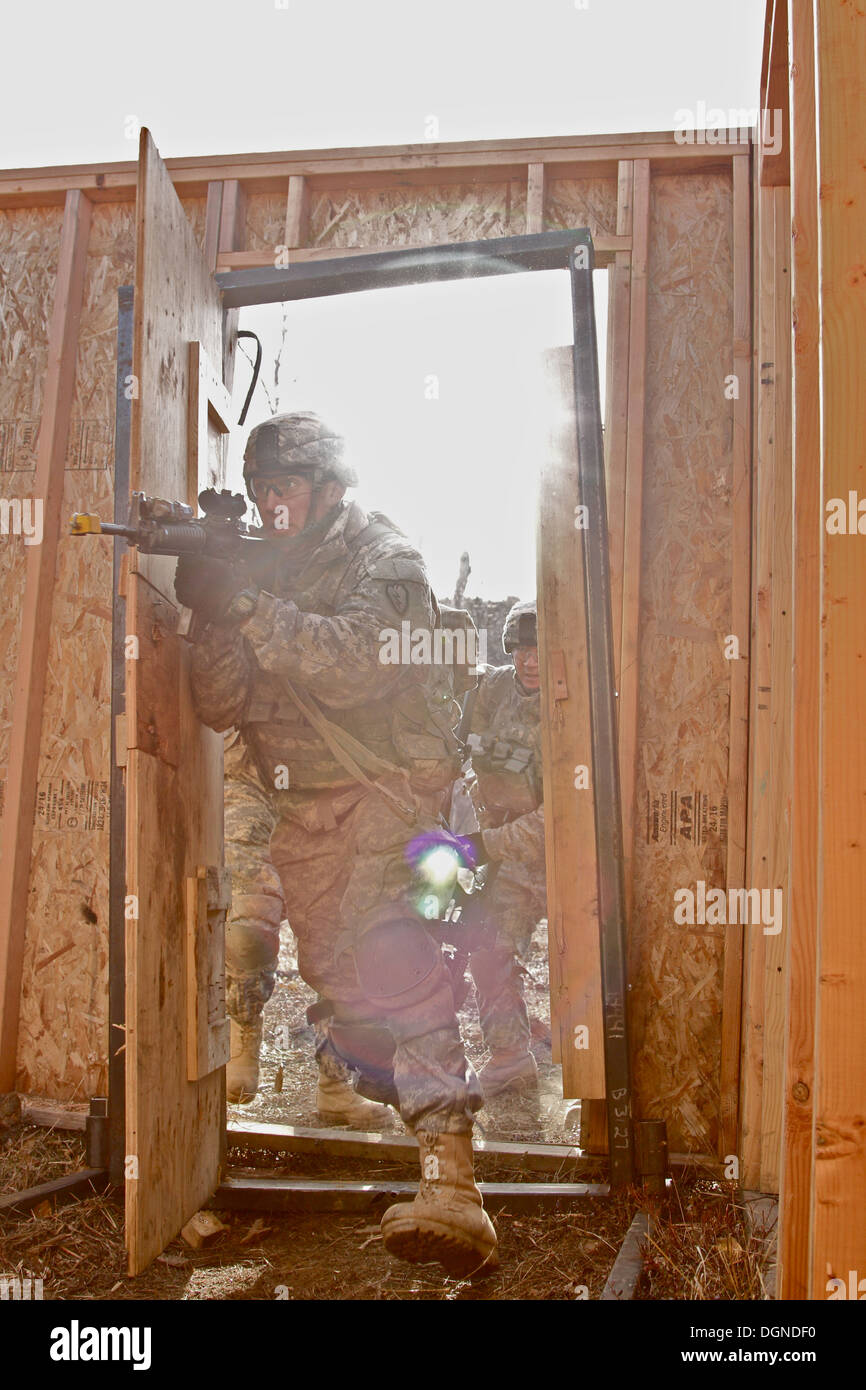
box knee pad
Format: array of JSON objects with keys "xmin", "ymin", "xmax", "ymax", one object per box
[{"xmin": 353, "ymin": 918, "xmax": 445, "ymax": 1012}]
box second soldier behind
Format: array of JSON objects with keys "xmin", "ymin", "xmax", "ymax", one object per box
[{"xmin": 462, "ymin": 600, "xmax": 546, "ymax": 1101}]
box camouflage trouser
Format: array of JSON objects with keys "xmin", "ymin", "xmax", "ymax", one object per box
[
  {"xmin": 224, "ymin": 742, "xmax": 480, "ymax": 1135},
  {"xmin": 469, "ymin": 868, "xmax": 546, "ymax": 1056}
]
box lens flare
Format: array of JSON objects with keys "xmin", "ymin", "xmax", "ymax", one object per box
[{"xmin": 418, "ymin": 845, "xmax": 461, "ymax": 888}]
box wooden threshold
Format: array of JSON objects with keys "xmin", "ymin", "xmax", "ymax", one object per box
[{"xmin": 213, "ymin": 1173, "xmax": 610, "ymax": 1214}]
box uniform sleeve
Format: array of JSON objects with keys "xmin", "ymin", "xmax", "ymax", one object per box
[
  {"xmin": 236, "ymin": 547, "xmax": 434, "ymax": 710},
  {"xmin": 189, "ymin": 624, "xmax": 254, "ymax": 732},
  {"xmin": 481, "ymin": 804, "xmax": 545, "ymax": 870}
]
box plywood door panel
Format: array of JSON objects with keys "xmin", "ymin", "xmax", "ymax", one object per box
[{"xmin": 125, "ymin": 130, "xmax": 226, "ymax": 1275}]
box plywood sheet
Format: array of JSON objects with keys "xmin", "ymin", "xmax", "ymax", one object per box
[
  {"xmin": 125, "ymin": 130, "xmax": 225, "ymax": 1274},
  {"xmin": 0, "ymin": 208, "xmax": 63, "ymax": 793},
  {"xmin": 15, "ymin": 204, "xmax": 134, "ymax": 1097},
  {"xmin": 546, "ymin": 178, "xmax": 618, "ymax": 238},
  {"xmin": 306, "ymin": 181, "xmax": 527, "ymax": 249},
  {"xmin": 628, "ymin": 171, "xmax": 735, "ymax": 1153}
]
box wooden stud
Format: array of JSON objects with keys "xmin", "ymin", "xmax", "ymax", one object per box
[
  {"xmin": 605, "ymin": 161, "xmax": 634, "ymax": 696},
  {"xmin": 718, "ymin": 153, "xmax": 753, "ymax": 1158},
  {"xmin": 526, "ymin": 162, "xmax": 546, "ymax": 234},
  {"xmin": 284, "ymin": 174, "xmax": 311, "ymax": 247},
  {"xmin": 203, "ymin": 181, "xmax": 223, "ymax": 273},
  {"xmin": 740, "ymin": 179, "xmax": 777, "ymax": 1190},
  {"xmin": 616, "ymin": 158, "xmax": 650, "ymax": 926},
  {"xmin": 0, "ymin": 187, "xmax": 91, "ymax": 1091},
  {"xmin": 760, "ymin": 183, "xmax": 791, "ymax": 1193},
  {"xmin": 811, "ymin": 0, "xmax": 866, "ymax": 1301},
  {"xmin": 218, "ymin": 179, "xmax": 246, "ymax": 257},
  {"xmin": 779, "ymin": 0, "xmax": 820, "ymax": 1302},
  {"xmin": 188, "ymin": 340, "xmax": 232, "ymax": 501}
]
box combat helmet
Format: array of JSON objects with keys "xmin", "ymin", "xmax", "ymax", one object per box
[
  {"xmin": 242, "ymin": 411, "xmax": 359, "ymax": 499},
  {"xmin": 502, "ymin": 599, "xmax": 537, "ymax": 655}
]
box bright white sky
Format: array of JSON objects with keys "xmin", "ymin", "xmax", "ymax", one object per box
[{"xmin": 1, "ymin": 0, "xmax": 766, "ymax": 600}]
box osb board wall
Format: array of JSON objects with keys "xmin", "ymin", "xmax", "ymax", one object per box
[
  {"xmin": 15, "ymin": 204, "xmax": 134, "ymax": 1096},
  {"xmin": 244, "ymin": 178, "xmax": 618, "ymax": 252},
  {"xmin": 628, "ymin": 170, "xmax": 734, "ymax": 1152},
  {"xmin": 11, "ymin": 198, "xmax": 211, "ymax": 1096},
  {"xmin": 12, "ymin": 199, "xmax": 212, "ymax": 1096},
  {"xmin": 546, "ymin": 177, "xmax": 618, "ymax": 237},
  {"xmin": 0, "ymin": 208, "xmax": 64, "ymax": 803}
]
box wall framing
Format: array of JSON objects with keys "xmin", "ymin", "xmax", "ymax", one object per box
[{"xmin": 0, "ymin": 128, "xmax": 750, "ymax": 1167}]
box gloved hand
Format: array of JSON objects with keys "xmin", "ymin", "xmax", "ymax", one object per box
[{"xmin": 173, "ymin": 553, "xmax": 255, "ymax": 625}]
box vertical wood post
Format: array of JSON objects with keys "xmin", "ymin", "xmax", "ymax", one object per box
[
  {"xmin": 779, "ymin": 0, "xmax": 820, "ymax": 1301},
  {"xmin": 811, "ymin": 0, "xmax": 866, "ymax": 1299}
]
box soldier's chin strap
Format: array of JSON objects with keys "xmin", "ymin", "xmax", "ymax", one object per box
[{"xmin": 278, "ymin": 676, "xmax": 421, "ymax": 826}]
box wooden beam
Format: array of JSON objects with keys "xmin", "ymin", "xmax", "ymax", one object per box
[
  {"xmin": 215, "ymin": 236, "xmax": 631, "ymax": 273},
  {"xmin": 0, "ymin": 187, "xmax": 91, "ymax": 1091},
  {"xmin": 526, "ymin": 162, "xmax": 546, "ymax": 233},
  {"xmin": 0, "ymin": 1169, "xmax": 109, "ymax": 1215},
  {"xmin": 811, "ymin": 0, "xmax": 866, "ymax": 1300},
  {"xmin": 779, "ymin": 0, "xmax": 820, "ymax": 1302},
  {"xmin": 616, "ymin": 158, "xmax": 650, "ymax": 926},
  {"xmin": 719, "ymin": 153, "xmax": 753, "ymax": 1159},
  {"xmin": 0, "ymin": 130, "xmax": 753, "ymax": 208},
  {"xmin": 599, "ymin": 1211, "xmax": 649, "ymax": 1299},
  {"xmin": 21, "ymin": 1100, "xmax": 87, "ymax": 1131},
  {"xmin": 284, "ymin": 174, "xmax": 311, "ymax": 247}
]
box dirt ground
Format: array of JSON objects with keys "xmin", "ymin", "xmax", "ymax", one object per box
[{"xmin": 0, "ymin": 919, "xmax": 774, "ymax": 1301}]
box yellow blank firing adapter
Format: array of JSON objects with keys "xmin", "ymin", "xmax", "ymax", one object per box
[{"xmin": 70, "ymin": 513, "xmax": 104, "ymax": 534}]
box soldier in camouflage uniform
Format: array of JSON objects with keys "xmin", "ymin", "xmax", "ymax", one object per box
[
  {"xmin": 221, "ymin": 732, "xmax": 390, "ymax": 1126},
  {"xmin": 174, "ymin": 412, "xmax": 497, "ymax": 1276},
  {"xmin": 463, "ymin": 600, "xmax": 546, "ymax": 1099}
]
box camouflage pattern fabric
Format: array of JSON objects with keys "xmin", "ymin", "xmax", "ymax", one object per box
[
  {"xmin": 464, "ymin": 663, "xmax": 547, "ymax": 1055},
  {"xmin": 191, "ymin": 500, "xmax": 479, "ymax": 1134}
]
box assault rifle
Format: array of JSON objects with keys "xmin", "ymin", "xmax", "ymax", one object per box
[
  {"xmin": 71, "ymin": 488, "xmax": 277, "ymax": 631},
  {"xmin": 71, "ymin": 486, "xmax": 269, "ymax": 567}
]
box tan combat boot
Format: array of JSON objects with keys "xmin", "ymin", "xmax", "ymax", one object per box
[
  {"xmin": 380, "ymin": 1130, "xmax": 498, "ymax": 1277},
  {"xmin": 316, "ymin": 1074, "xmax": 392, "ymax": 1129},
  {"xmin": 226, "ymin": 1017, "xmax": 263, "ymax": 1104}
]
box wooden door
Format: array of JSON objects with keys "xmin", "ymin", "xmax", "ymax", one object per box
[{"xmin": 125, "ymin": 130, "xmax": 229, "ymax": 1274}]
